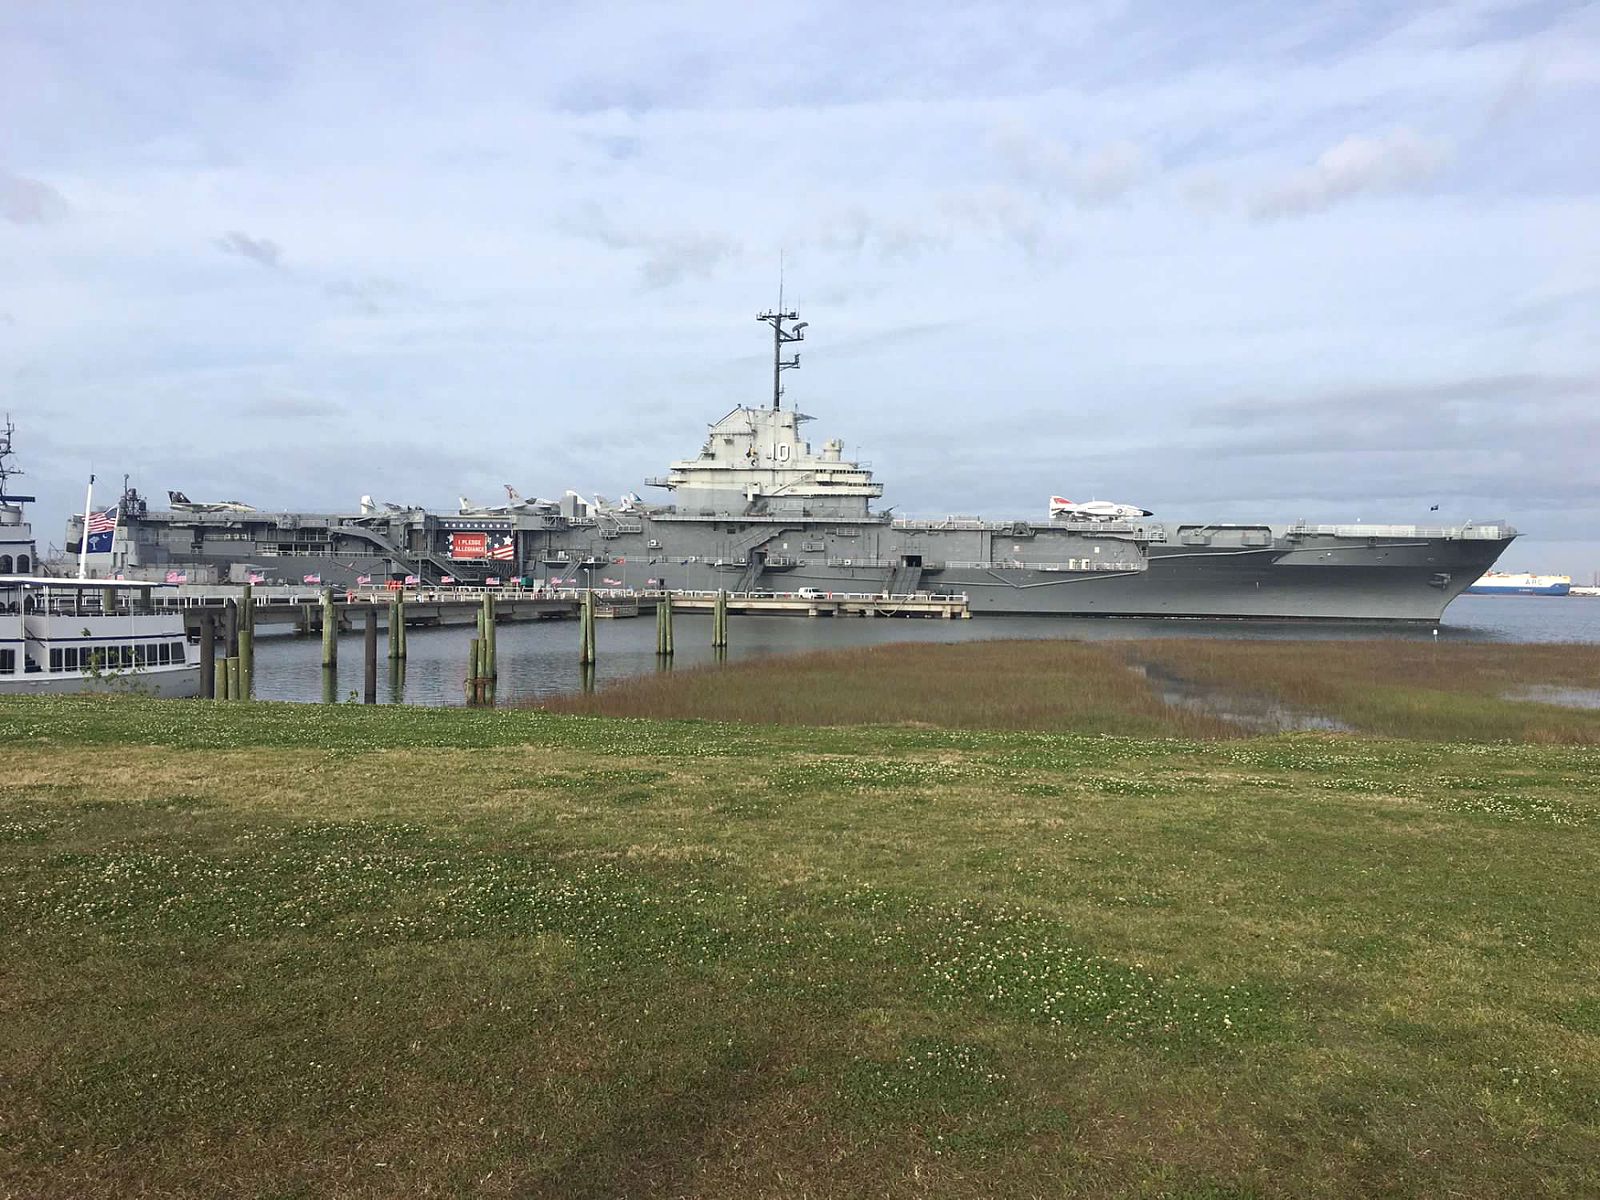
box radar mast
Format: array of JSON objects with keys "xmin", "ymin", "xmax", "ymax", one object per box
[
  {"xmin": 0, "ymin": 415, "xmax": 23, "ymax": 498},
  {"xmin": 756, "ymin": 306, "xmax": 806, "ymax": 411}
]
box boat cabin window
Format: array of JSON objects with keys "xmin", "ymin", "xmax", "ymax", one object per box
[
  {"xmin": 13, "ymin": 556, "xmax": 25, "ymax": 573},
  {"xmin": 0, "ymin": 555, "xmax": 11, "ymax": 572},
  {"xmin": 0, "ymin": 649, "xmax": 14, "ymax": 674}
]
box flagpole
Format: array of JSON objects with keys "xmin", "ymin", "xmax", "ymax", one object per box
[{"xmin": 77, "ymin": 475, "xmax": 94, "ymax": 580}]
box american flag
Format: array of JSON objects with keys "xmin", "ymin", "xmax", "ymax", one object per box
[
  {"xmin": 86, "ymin": 505, "xmax": 118, "ymax": 535},
  {"xmin": 165, "ymin": 570, "xmax": 187, "ymax": 584},
  {"xmin": 602, "ymin": 577, "xmax": 621, "ymax": 586},
  {"xmin": 303, "ymin": 573, "xmax": 322, "ymax": 585},
  {"xmin": 486, "ymin": 575, "xmax": 500, "ymax": 586},
  {"xmin": 489, "ymin": 536, "xmax": 515, "ymax": 561},
  {"xmin": 441, "ymin": 574, "xmax": 455, "ymax": 584},
  {"xmin": 356, "ymin": 574, "xmax": 372, "ymax": 585},
  {"xmin": 404, "ymin": 574, "xmax": 419, "ymax": 586},
  {"xmin": 247, "ymin": 572, "xmax": 265, "ymax": 584}
]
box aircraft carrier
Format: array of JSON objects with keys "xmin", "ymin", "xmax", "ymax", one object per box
[{"xmin": 68, "ymin": 310, "xmax": 1516, "ymax": 621}]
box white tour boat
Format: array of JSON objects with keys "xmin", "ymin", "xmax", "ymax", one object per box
[{"xmin": 0, "ymin": 421, "xmax": 200, "ymax": 697}]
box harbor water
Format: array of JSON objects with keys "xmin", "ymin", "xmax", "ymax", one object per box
[{"xmin": 249, "ymin": 594, "xmax": 1600, "ymax": 707}]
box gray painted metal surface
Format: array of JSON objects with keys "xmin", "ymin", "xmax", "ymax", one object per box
[{"xmin": 68, "ymin": 313, "xmax": 1517, "ymax": 622}]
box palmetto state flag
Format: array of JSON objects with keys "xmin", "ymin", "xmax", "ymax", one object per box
[{"xmin": 84, "ymin": 505, "xmax": 118, "ymax": 554}]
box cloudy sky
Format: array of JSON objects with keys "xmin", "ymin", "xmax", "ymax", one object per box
[{"xmin": 2, "ymin": 1, "xmax": 1596, "ymax": 574}]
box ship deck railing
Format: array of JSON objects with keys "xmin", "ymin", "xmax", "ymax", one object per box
[{"xmin": 1287, "ymin": 522, "xmax": 1512, "ymax": 540}]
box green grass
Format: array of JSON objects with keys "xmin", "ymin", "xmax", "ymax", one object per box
[{"xmin": 0, "ymin": 693, "xmax": 1597, "ymax": 1197}]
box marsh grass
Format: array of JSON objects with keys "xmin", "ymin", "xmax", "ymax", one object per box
[
  {"xmin": 1132, "ymin": 640, "xmax": 1600, "ymax": 743},
  {"xmin": 541, "ymin": 638, "xmax": 1600, "ymax": 743},
  {"xmin": 0, "ymin": 696, "xmax": 1597, "ymax": 1196}
]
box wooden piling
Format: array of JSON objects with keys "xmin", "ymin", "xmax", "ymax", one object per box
[
  {"xmin": 579, "ymin": 590, "xmax": 596, "ymax": 665},
  {"xmin": 656, "ymin": 592, "xmax": 676, "ymax": 656},
  {"xmin": 397, "ymin": 595, "xmax": 407, "ymax": 657},
  {"xmin": 363, "ymin": 607, "xmax": 378, "ymax": 704},
  {"xmin": 467, "ymin": 637, "xmax": 482, "ymax": 703},
  {"xmin": 238, "ymin": 583, "xmax": 254, "ymax": 700},
  {"xmin": 481, "ymin": 593, "xmax": 497, "ymax": 679},
  {"xmin": 712, "ymin": 589, "xmax": 729, "ymax": 647},
  {"xmin": 388, "ymin": 598, "xmax": 401, "ymax": 659},
  {"xmin": 321, "ymin": 588, "xmax": 337, "ymax": 668},
  {"xmin": 198, "ymin": 614, "xmax": 216, "ymax": 699},
  {"xmin": 226, "ymin": 656, "xmax": 240, "ymax": 701},
  {"xmin": 214, "ymin": 657, "xmax": 228, "ymax": 701}
]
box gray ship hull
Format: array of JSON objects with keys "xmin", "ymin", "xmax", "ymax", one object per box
[
  {"xmin": 83, "ymin": 505, "xmax": 1512, "ymax": 622},
  {"xmin": 73, "ymin": 304, "xmax": 1516, "ymax": 624}
]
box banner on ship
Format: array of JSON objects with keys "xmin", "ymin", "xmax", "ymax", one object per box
[{"xmin": 447, "ymin": 531, "xmax": 516, "ymax": 560}]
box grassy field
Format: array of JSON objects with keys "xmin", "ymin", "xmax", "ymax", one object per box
[
  {"xmin": 1, "ymin": 690, "xmax": 1596, "ymax": 1198},
  {"xmin": 542, "ymin": 639, "xmax": 1600, "ymax": 743}
]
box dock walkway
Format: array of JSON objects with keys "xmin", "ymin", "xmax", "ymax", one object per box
[{"xmin": 156, "ymin": 585, "xmax": 970, "ymax": 633}]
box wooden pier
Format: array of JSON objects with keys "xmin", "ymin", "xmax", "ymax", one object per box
[
  {"xmin": 155, "ymin": 584, "xmax": 969, "ymax": 637},
  {"xmin": 659, "ymin": 590, "xmax": 970, "ymax": 619}
]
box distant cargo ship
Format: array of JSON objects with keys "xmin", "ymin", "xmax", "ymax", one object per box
[{"xmin": 1465, "ymin": 572, "xmax": 1572, "ymax": 596}]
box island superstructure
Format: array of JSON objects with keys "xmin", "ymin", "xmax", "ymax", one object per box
[{"xmin": 67, "ymin": 311, "xmax": 1516, "ymax": 621}]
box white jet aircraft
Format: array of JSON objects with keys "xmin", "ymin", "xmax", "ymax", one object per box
[{"xmin": 1049, "ymin": 496, "xmax": 1153, "ymax": 521}]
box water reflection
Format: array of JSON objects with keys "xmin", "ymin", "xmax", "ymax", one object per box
[{"xmin": 247, "ymin": 595, "xmax": 1600, "ymax": 707}]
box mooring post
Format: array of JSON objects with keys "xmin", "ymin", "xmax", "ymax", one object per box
[
  {"xmin": 656, "ymin": 592, "xmax": 668, "ymax": 655},
  {"xmin": 321, "ymin": 667, "xmax": 337, "ymax": 705},
  {"xmin": 225, "ymin": 599, "xmax": 239, "ymax": 660},
  {"xmin": 226, "ymin": 656, "xmax": 241, "ymax": 702},
  {"xmin": 397, "ymin": 593, "xmax": 407, "ymax": 658},
  {"xmin": 321, "ymin": 588, "xmax": 337, "ymax": 668},
  {"xmin": 467, "ymin": 636, "xmax": 482, "ymax": 703},
  {"xmin": 481, "ymin": 592, "xmax": 497, "ymax": 679},
  {"xmin": 579, "ymin": 589, "xmax": 595, "ymax": 665},
  {"xmin": 214, "ymin": 657, "xmax": 229, "ymax": 701},
  {"xmin": 198, "ymin": 613, "xmax": 216, "ymax": 699},
  {"xmin": 238, "ymin": 583, "xmax": 254, "ymax": 700},
  {"xmin": 363, "ymin": 606, "xmax": 378, "ymax": 704},
  {"xmin": 388, "ymin": 597, "xmax": 401, "ymax": 659},
  {"xmin": 712, "ymin": 589, "xmax": 729, "ymax": 647}
]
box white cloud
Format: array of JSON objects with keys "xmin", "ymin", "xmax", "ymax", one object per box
[
  {"xmin": 1252, "ymin": 129, "xmax": 1450, "ymax": 220},
  {"xmin": 215, "ymin": 230, "xmax": 283, "ymax": 268},
  {"xmin": 0, "ymin": 171, "xmax": 69, "ymax": 224}
]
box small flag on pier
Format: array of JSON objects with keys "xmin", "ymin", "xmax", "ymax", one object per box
[
  {"xmin": 165, "ymin": 570, "xmax": 187, "ymax": 584},
  {"xmin": 303, "ymin": 573, "xmax": 322, "ymax": 584},
  {"xmin": 247, "ymin": 572, "xmax": 265, "ymax": 584},
  {"xmin": 603, "ymin": 577, "xmax": 621, "ymax": 586},
  {"xmin": 404, "ymin": 574, "xmax": 419, "ymax": 585},
  {"xmin": 441, "ymin": 575, "xmax": 455, "ymax": 584},
  {"xmin": 486, "ymin": 576, "xmax": 500, "ymax": 586},
  {"xmin": 356, "ymin": 574, "xmax": 372, "ymax": 585}
]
